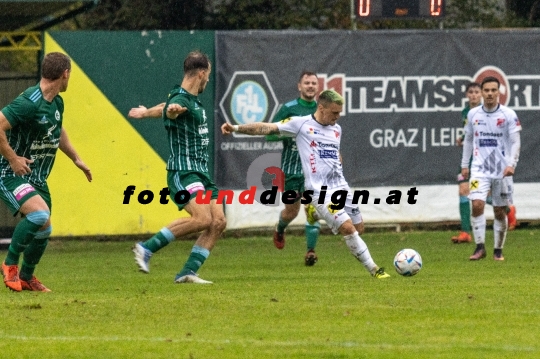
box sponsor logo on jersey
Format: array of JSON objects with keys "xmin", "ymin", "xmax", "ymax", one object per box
[
  {"xmin": 479, "ymin": 131, "xmax": 503, "ymax": 137},
  {"xmin": 515, "ymin": 118, "xmax": 521, "ymax": 126},
  {"xmin": 310, "ymin": 140, "xmax": 317, "ymax": 147},
  {"xmin": 306, "ymin": 127, "xmax": 324, "ymax": 136},
  {"xmin": 13, "ymin": 183, "xmax": 35, "ymax": 201},
  {"xmin": 198, "ymin": 125, "xmax": 209, "ymax": 135},
  {"xmin": 327, "ymin": 202, "xmax": 340, "ymax": 214},
  {"xmin": 38, "ymin": 116, "xmax": 48, "ymax": 124},
  {"xmin": 309, "ymin": 153, "xmax": 316, "ymax": 173},
  {"xmin": 479, "ymin": 139, "xmax": 498, "ymax": 147},
  {"xmin": 317, "ymin": 142, "xmax": 338, "ymax": 149},
  {"xmin": 473, "ymin": 119, "xmax": 486, "ymax": 126},
  {"xmin": 319, "ymin": 149, "xmax": 338, "ymax": 159},
  {"xmin": 334, "ymin": 130, "xmax": 340, "ymax": 138}
]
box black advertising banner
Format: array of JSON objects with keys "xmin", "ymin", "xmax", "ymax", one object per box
[{"xmin": 215, "ymin": 30, "xmax": 540, "ymax": 189}]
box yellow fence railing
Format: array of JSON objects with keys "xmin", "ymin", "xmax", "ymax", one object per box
[{"xmin": 0, "ymin": 32, "xmax": 42, "ymax": 51}]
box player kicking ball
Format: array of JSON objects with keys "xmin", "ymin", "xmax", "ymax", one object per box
[{"xmin": 222, "ymin": 90, "xmax": 390, "ymax": 279}]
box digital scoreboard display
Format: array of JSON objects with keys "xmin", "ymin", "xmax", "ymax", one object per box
[{"xmin": 357, "ymin": 0, "xmax": 445, "ymax": 19}]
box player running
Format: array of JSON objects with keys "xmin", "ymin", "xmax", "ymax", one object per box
[{"xmin": 265, "ymin": 71, "xmax": 321, "ymax": 265}]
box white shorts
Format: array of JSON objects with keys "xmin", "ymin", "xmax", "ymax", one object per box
[
  {"xmin": 468, "ymin": 176, "xmax": 513, "ymax": 207},
  {"xmin": 313, "ymin": 189, "xmax": 363, "ymax": 235}
]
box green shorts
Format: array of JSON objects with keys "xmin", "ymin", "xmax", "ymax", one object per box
[
  {"xmin": 167, "ymin": 170, "xmax": 219, "ymax": 210},
  {"xmin": 0, "ymin": 176, "xmax": 52, "ymax": 216},
  {"xmin": 284, "ymin": 174, "xmax": 304, "ymax": 203}
]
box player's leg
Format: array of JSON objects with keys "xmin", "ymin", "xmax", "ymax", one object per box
[
  {"xmin": 304, "ymin": 203, "xmax": 320, "ymax": 266},
  {"xmin": 19, "ymin": 184, "xmax": 53, "ymax": 292},
  {"xmin": 273, "ymin": 201, "xmax": 300, "ymax": 250},
  {"xmin": 452, "ymin": 173, "xmax": 472, "ymax": 243},
  {"xmin": 175, "ymin": 199, "xmax": 226, "ymax": 284},
  {"xmin": 491, "ymin": 177, "xmax": 514, "ymax": 260},
  {"xmin": 468, "ymin": 177, "xmax": 490, "ymax": 260},
  {"xmin": 487, "ymin": 189, "xmax": 517, "ymax": 230},
  {"xmin": 314, "ymin": 191, "xmax": 388, "ymax": 278},
  {"xmin": 133, "ymin": 171, "xmax": 210, "ymax": 273},
  {"xmin": 0, "ymin": 178, "xmax": 50, "ymax": 292},
  {"xmin": 273, "ymin": 174, "xmax": 302, "ymax": 249}
]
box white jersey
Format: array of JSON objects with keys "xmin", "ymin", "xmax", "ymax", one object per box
[
  {"xmin": 276, "ymin": 115, "xmax": 348, "ymax": 196},
  {"xmin": 465, "ymin": 104, "xmax": 521, "ymax": 179}
]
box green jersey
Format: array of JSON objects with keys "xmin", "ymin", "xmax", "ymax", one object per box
[
  {"xmin": 266, "ymin": 98, "xmax": 317, "ymax": 175},
  {"xmin": 163, "ymin": 85, "xmax": 209, "ymax": 172},
  {"xmin": 0, "ymin": 84, "xmax": 64, "ymax": 186},
  {"xmin": 460, "ymin": 105, "xmax": 471, "ymax": 142}
]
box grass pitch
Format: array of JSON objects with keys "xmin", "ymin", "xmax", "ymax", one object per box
[{"xmin": 1, "ymin": 229, "xmax": 539, "ymax": 358}]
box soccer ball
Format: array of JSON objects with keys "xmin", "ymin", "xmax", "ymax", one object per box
[{"xmin": 393, "ymin": 248, "xmax": 422, "ymax": 276}]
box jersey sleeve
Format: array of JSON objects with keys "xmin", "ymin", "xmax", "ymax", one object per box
[
  {"xmin": 1, "ymin": 95, "xmax": 35, "ymax": 127},
  {"xmin": 164, "ymin": 93, "xmax": 190, "ymax": 120},
  {"xmin": 506, "ymin": 109, "xmax": 522, "ymax": 134},
  {"xmin": 276, "ymin": 117, "xmax": 301, "ymax": 138},
  {"xmin": 265, "ymin": 105, "xmax": 289, "ymax": 141}
]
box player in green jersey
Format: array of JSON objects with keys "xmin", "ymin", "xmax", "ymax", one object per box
[
  {"xmin": 451, "ymin": 82, "xmax": 517, "ymax": 244},
  {"xmin": 0, "ymin": 52, "xmax": 92, "ymax": 292},
  {"xmin": 131, "ymin": 51, "xmax": 226, "ymax": 284},
  {"xmin": 451, "ymin": 82, "xmax": 481, "ymax": 244},
  {"xmin": 265, "ymin": 71, "xmax": 321, "ymax": 266}
]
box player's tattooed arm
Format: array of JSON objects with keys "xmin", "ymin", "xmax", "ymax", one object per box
[{"xmin": 221, "ymin": 122, "xmax": 279, "ymax": 136}]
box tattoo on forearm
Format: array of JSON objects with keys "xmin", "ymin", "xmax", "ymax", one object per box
[{"xmin": 239, "ymin": 123, "xmax": 277, "ymax": 135}]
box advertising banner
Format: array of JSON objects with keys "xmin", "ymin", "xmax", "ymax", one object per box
[{"xmin": 215, "ymin": 30, "xmax": 540, "ymax": 190}]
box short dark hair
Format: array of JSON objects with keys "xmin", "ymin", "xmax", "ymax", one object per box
[
  {"xmin": 41, "ymin": 52, "xmax": 71, "ymax": 80},
  {"xmin": 481, "ymin": 76, "xmax": 500, "ymax": 89},
  {"xmin": 299, "ymin": 70, "xmax": 317, "ymax": 83},
  {"xmin": 466, "ymin": 82, "xmax": 480, "ymax": 91},
  {"xmin": 184, "ymin": 51, "xmax": 211, "ymax": 76}
]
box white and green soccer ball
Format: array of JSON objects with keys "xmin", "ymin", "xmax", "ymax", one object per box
[{"xmin": 393, "ymin": 248, "xmax": 422, "ymax": 276}]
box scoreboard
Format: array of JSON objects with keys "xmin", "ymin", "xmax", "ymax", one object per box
[{"xmin": 357, "ymin": 0, "xmax": 445, "ymax": 19}]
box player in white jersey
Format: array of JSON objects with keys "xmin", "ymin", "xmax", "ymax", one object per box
[
  {"xmin": 461, "ymin": 76, "xmax": 521, "ymax": 261},
  {"xmin": 221, "ymin": 90, "xmax": 390, "ymax": 279}
]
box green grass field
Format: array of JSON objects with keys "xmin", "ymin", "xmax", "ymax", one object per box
[{"xmin": 1, "ymin": 229, "xmax": 539, "ymax": 358}]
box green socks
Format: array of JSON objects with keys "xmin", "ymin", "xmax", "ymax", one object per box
[
  {"xmin": 276, "ymin": 213, "xmax": 291, "ymax": 234},
  {"xmin": 177, "ymin": 245, "xmax": 210, "ymax": 277},
  {"xmin": 305, "ymin": 222, "xmax": 320, "ymax": 251},
  {"xmin": 142, "ymin": 227, "xmax": 175, "ymax": 253},
  {"xmin": 459, "ymin": 196, "xmax": 471, "ymax": 232},
  {"xmin": 20, "ymin": 229, "xmax": 50, "ymax": 281},
  {"xmin": 5, "ymin": 216, "xmax": 46, "ymax": 266}
]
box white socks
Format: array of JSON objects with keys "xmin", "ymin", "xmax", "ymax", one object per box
[
  {"xmin": 471, "ymin": 214, "xmax": 486, "ymax": 245},
  {"xmin": 343, "ymin": 231, "xmax": 376, "ymax": 273},
  {"xmin": 493, "ymin": 217, "xmax": 507, "ymax": 249}
]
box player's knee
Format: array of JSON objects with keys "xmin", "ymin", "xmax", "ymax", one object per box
[
  {"xmin": 212, "ymin": 215, "xmax": 227, "ymax": 233},
  {"xmin": 355, "ymin": 222, "xmax": 365, "ymax": 235},
  {"xmin": 282, "ymin": 204, "xmax": 300, "ymax": 220},
  {"xmin": 35, "ymin": 226, "xmax": 52, "ymax": 240},
  {"xmin": 26, "ymin": 210, "xmax": 50, "ymax": 227},
  {"xmin": 338, "ymin": 220, "xmax": 356, "ymax": 236}
]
